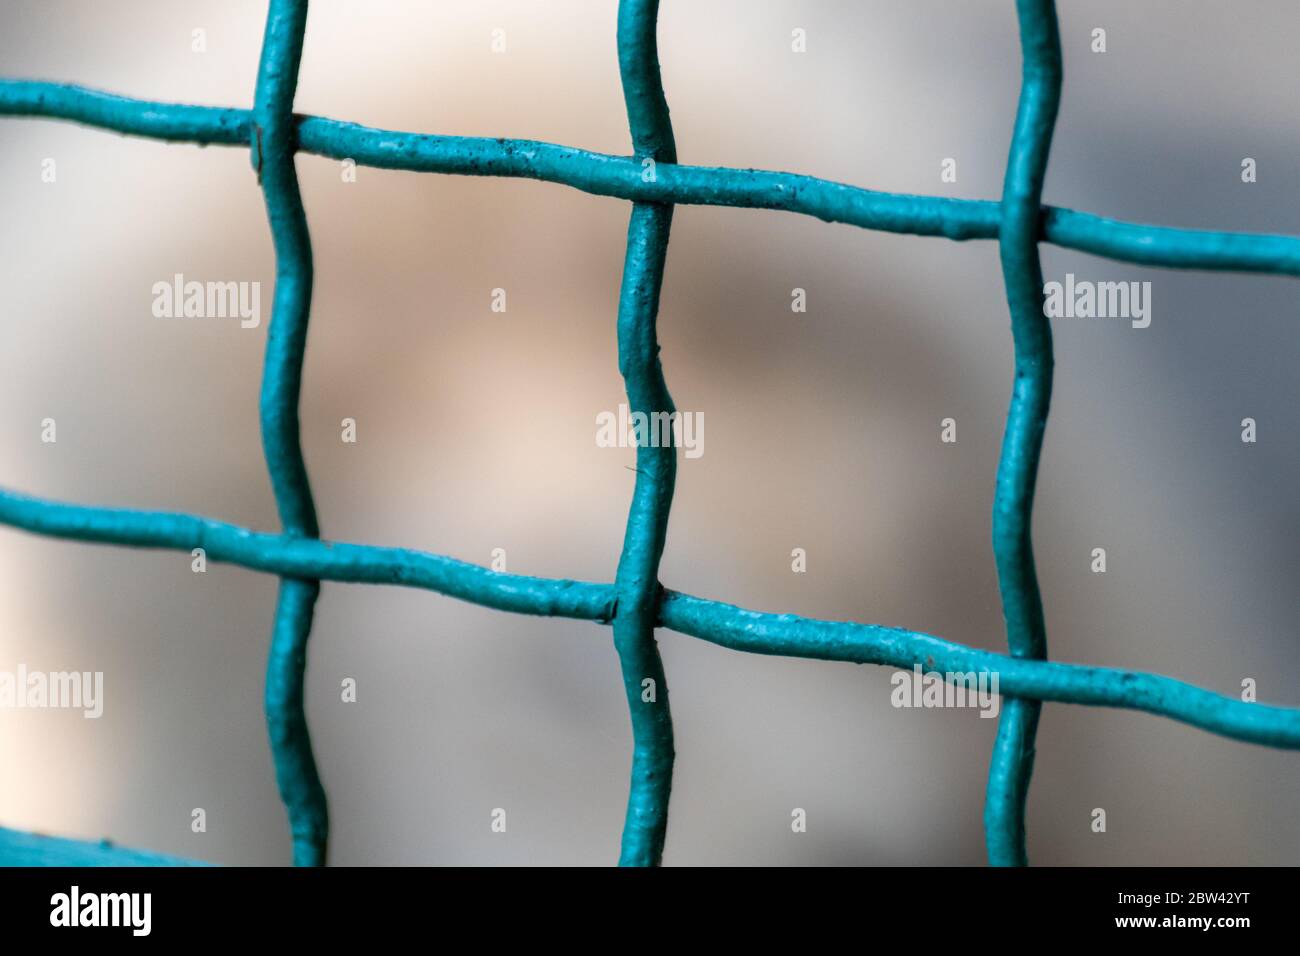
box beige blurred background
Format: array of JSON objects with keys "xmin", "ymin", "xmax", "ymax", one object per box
[{"xmin": 0, "ymin": 0, "xmax": 1297, "ymax": 865}]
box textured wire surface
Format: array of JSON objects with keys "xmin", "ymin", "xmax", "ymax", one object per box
[{"xmin": 0, "ymin": 0, "xmax": 1297, "ymax": 866}]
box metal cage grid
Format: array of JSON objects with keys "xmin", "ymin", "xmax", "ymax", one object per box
[{"xmin": 0, "ymin": 0, "xmax": 1296, "ymax": 866}]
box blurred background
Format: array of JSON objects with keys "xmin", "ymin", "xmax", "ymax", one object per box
[{"xmin": 0, "ymin": 0, "xmax": 1297, "ymax": 865}]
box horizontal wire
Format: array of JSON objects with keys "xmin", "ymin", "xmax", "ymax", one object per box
[
  {"xmin": 0, "ymin": 488, "xmax": 613, "ymax": 620},
  {"xmin": 3, "ymin": 80, "xmax": 1299, "ymax": 275},
  {"xmin": 0, "ymin": 826, "xmax": 211, "ymax": 866},
  {"xmin": 1, "ymin": 485, "xmax": 1296, "ymax": 750},
  {"xmin": 656, "ymin": 592, "xmax": 1300, "ymax": 749}
]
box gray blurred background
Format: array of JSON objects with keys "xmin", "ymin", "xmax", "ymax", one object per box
[{"xmin": 0, "ymin": 1, "xmax": 1297, "ymax": 865}]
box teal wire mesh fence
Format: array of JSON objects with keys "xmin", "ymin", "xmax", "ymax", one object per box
[{"xmin": 1, "ymin": 0, "xmax": 1297, "ymax": 867}]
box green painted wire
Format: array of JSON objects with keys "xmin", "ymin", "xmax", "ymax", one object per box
[
  {"xmin": 655, "ymin": 592, "xmax": 1300, "ymax": 748},
  {"xmin": 1, "ymin": 483, "xmax": 1297, "ymax": 752},
  {"xmin": 4, "ymin": 81, "xmax": 1300, "ymax": 275},
  {"xmin": 0, "ymin": 489, "xmax": 616, "ymax": 619},
  {"xmin": 0, "ymin": 827, "xmax": 210, "ymax": 866},
  {"xmin": 985, "ymin": 0, "xmax": 1062, "ymax": 868},
  {"xmin": 253, "ymin": 0, "xmax": 328, "ymax": 867},
  {"xmin": 0, "ymin": 2, "xmax": 1298, "ymax": 867},
  {"xmin": 610, "ymin": 0, "xmax": 678, "ymax": 868}
]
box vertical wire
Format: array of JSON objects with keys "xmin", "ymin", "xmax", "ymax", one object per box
[
  {"xmin": 611, "ymin": 0, "xmax": 678, "ymax": 867},
  {"xmin": 252, "ymin": 0, "xmax": 328, "ymax": 867},
  {"xmin": 985, "ymin": 0, "xmax": 1063, "ymax": 867}
]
